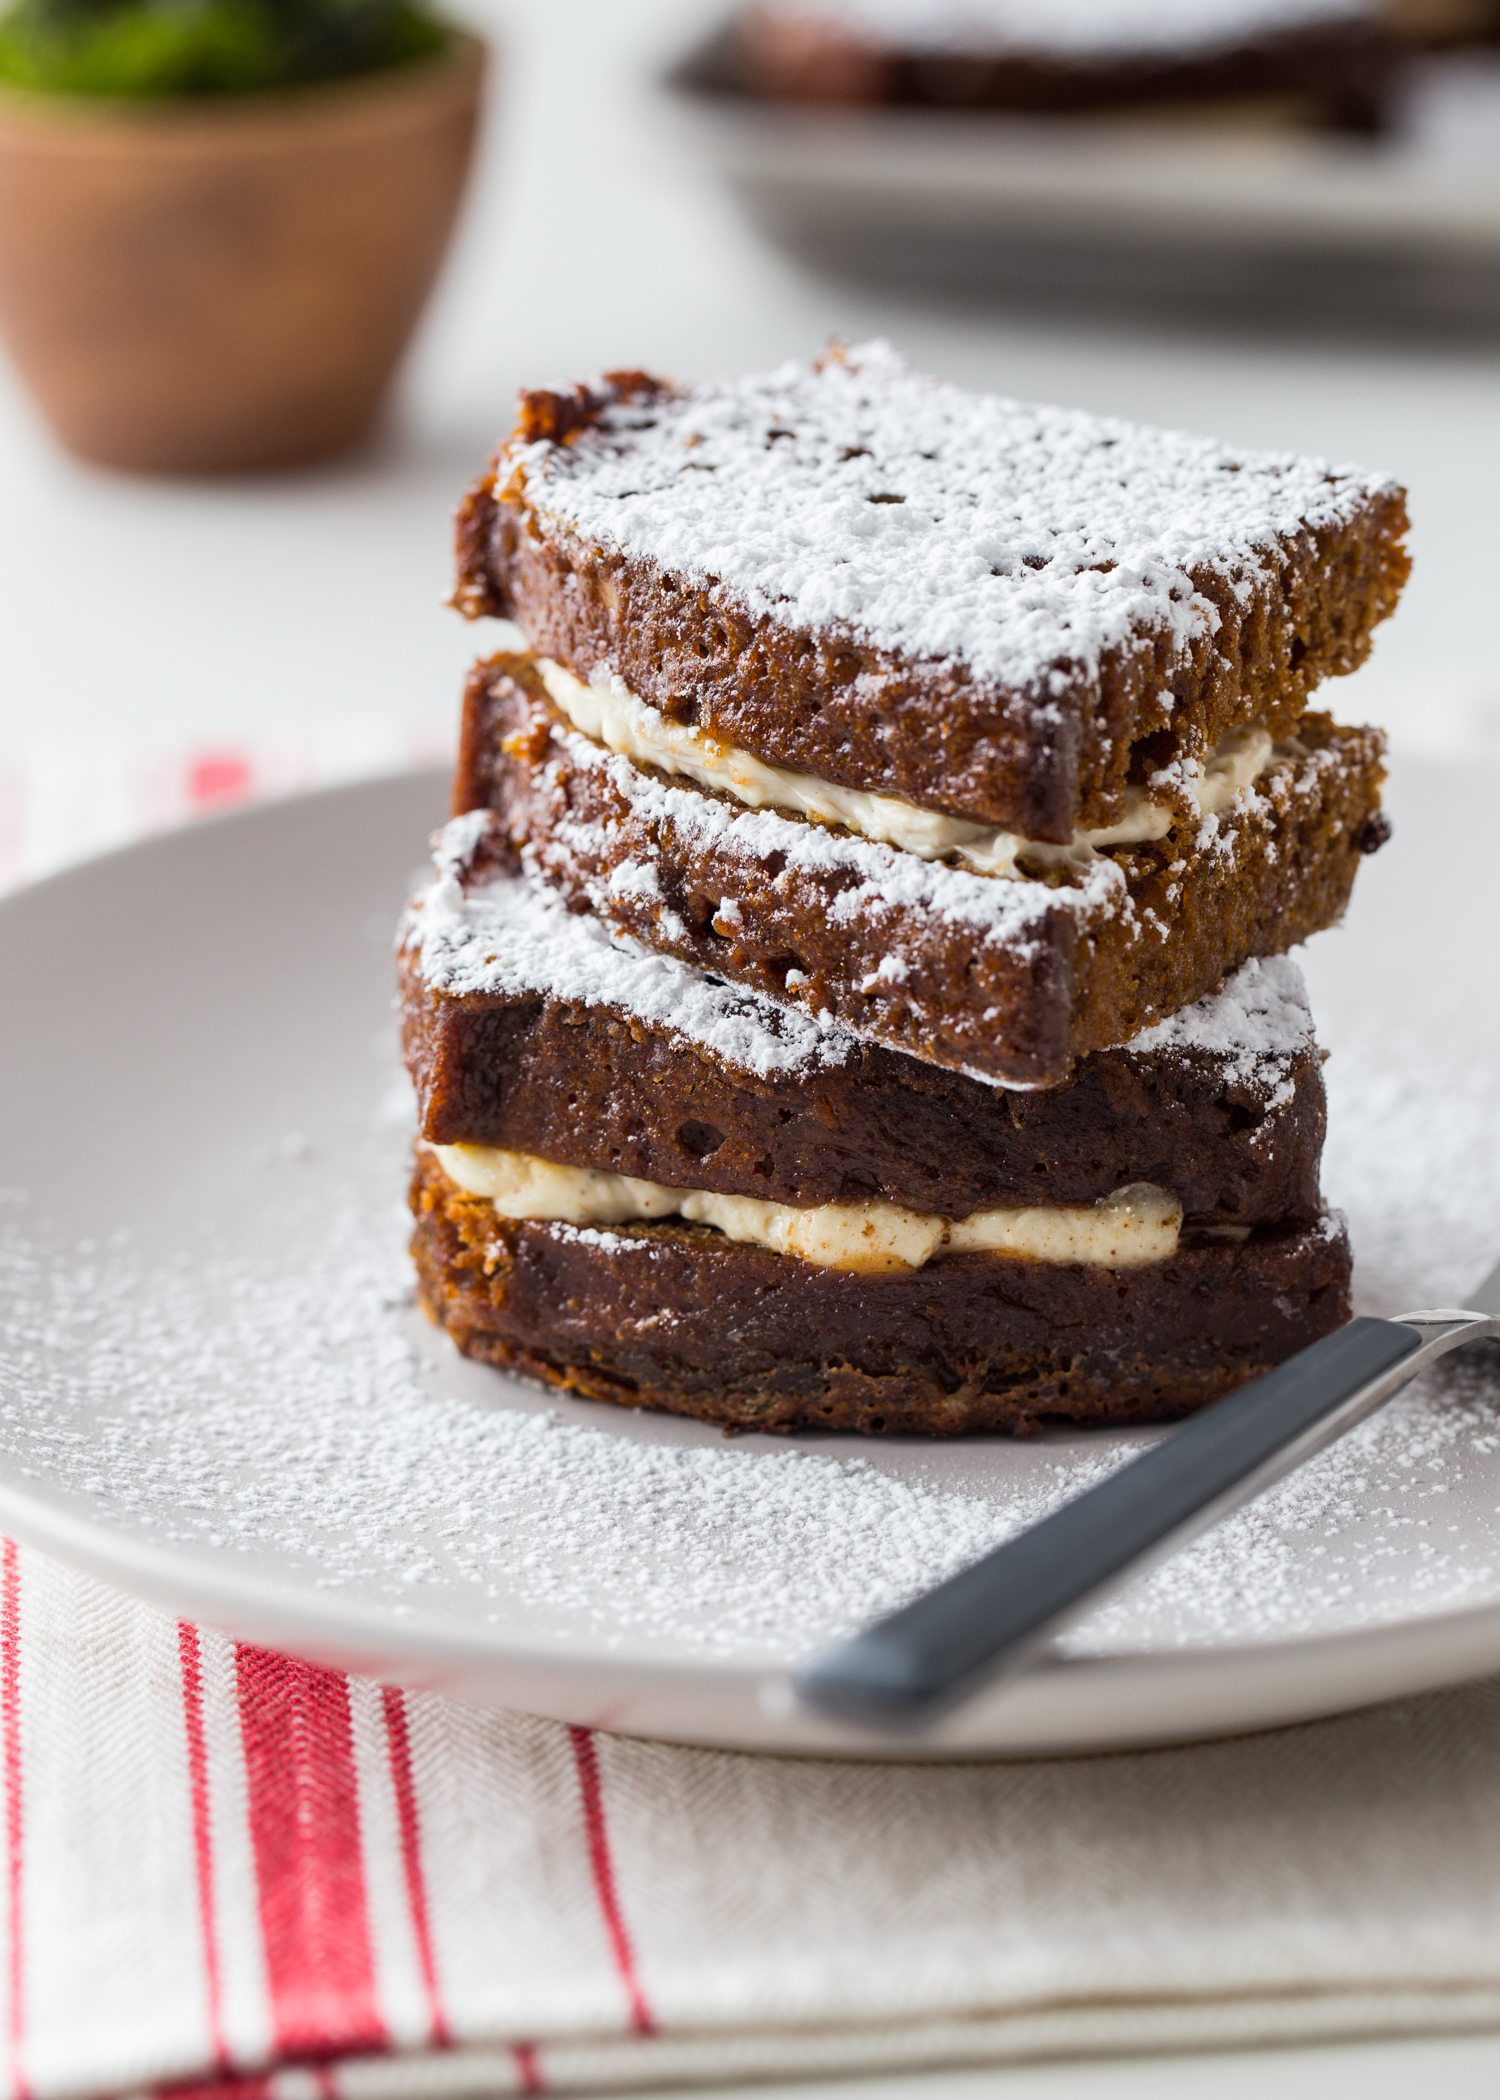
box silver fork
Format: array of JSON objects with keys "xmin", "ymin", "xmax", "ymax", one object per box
[{"xmin": 791, "ymin": 1259, "xmax": 1500, "ymax": 1732}]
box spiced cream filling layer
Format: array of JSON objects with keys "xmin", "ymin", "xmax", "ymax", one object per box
[
  {"xmin": 433, "ymin": 1143, "xmax": 1182, "ymax": 1274},
  {"xmin": 535, "ymin": 657, "xmax": 1274, "ymax": 880}
]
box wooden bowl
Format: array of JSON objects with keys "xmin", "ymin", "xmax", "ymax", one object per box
[{"xmin": 0, "ymin": 32, "xmax": 486, "ymax": 473}]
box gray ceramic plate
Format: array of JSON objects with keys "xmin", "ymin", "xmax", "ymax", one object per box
[
  {"xmin": 663, "ymin": 47, "xmax": 1500, "ymax": 331},
  {"xmin": 1, "ymin": 760, "xmax": 1498, "ymax": 1759}
]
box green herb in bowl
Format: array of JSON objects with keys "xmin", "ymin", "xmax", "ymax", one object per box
[{"xmin": 0, "ymin": 0, "xmax": 450, "ymax": 98}]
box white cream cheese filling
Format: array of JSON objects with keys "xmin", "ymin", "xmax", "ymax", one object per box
[
  {"xmin": 432, "ymin": 1143, "xmax": 1182, "ymax": 1274},
  {"xmin": 536, "ymin": 656, "xmax": 1273, "ymax": 881}
]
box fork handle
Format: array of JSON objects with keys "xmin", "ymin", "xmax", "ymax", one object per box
[{"xmin": 793, "ymin": 1317, "xmax": 1430, "ymax": 1730}]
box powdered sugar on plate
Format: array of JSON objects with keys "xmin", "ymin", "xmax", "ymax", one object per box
[
  {"xmin": 0, "ymin": 1001, "xmax": 1495, "ymax": 1670},
  {"xmin": 0, "ymin": 1181, "xmax": 1088, "ymax": 1660},
  {"xmin": 1075, "ymin": 1035, "xmax": 1500, "ymax": 1655}
]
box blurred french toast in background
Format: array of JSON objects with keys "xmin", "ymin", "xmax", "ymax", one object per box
[{"xmin": 736, "ymin": 0, "xmax": 1404, "ymax": 132}]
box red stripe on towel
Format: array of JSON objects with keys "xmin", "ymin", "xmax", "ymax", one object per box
[
  {"xmin": 186, "ymin": 753, "xmax": 256, "ymax": 812},
  {"xmin": 235, "ymin": 1647, "xmax": 386, "ymax": 2059},
  {"xmin": 567, "ymin": 1727, "xmax": 655, "ymax": 2036},
  {"xmin": 1, "ymin": 1545, "xmax": 24, "ymax": 2100},
  {"xmin": 178, "ymin": 1625, "xmax": 230, "ymax": 2070},
  {"xmin": 380, "ymin": 1687, "xmax": 450, "ymax": 2047},
  {"xmin": 511, "ymin": 2041, "xmax": 545, "ymax": 2092}
]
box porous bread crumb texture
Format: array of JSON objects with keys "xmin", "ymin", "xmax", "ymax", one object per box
[
  {"xmin": 409, "ymin": 1149, "xmax": 1352, "ymax": 1435},
  {"xmin": 454, "ymin": 653, "xmax": 1386, "ymax": 1089},
  {"xmin": 454, "ymin": 343, "xmax": 1409, "ymax": 839},
  {"xmin": 399, "ymin": 879, "xmax": 1327, "ymax": 1222}
]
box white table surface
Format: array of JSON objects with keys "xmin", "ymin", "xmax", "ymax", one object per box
[
  {"xmin": 2, "ymin": 0, "xmax": 1498, "ymax": 2087},
  {"xmin": 651, "ymin": 2032, "xmax": 1500, "ymax": 2099}
]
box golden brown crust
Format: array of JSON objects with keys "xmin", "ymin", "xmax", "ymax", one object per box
[
  {"xmin": 452, "ymin": 653, "xmax": 1386, "ymax": 1089},
  {"xmin": 409, "ymin": 1149, "xmax": 1352, "ymax": 1436},
  {"xmin": 453, "ymin": 386, "xmax": 1409, "ymax": 839}
]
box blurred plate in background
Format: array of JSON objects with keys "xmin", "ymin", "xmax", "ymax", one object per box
[{"xmin": 664, "ymin": 41, "xmax": 1500, "ymax": 335}]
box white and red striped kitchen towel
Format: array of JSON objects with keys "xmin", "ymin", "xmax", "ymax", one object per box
[
  {"xmin": 5, "ymin": 748, "xmax": 1500, "ymax": 2099},
  {"xmin": 12, "ymin": 1539, "xmax": 1500, "ymax": 2100}
]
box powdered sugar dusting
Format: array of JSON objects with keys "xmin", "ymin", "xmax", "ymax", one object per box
[
  {"xmin": 410, "ymin": 827, "xmax": 1314, "ymax": 1103},
  {"xmin": 409, "ymin": 818, "xmax": 856, "ymax": 1081},
  {"xmin": 513, "ymin": 342, "xmax": 1394, "ymax": 698},
  {"xmin": 0, "ymin": 1193, "xmax": 1078, "ymax": 1658},
  {"xmin": 1132, "ymin": 953, "xmax": 1312, "ymax": 1105}
]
